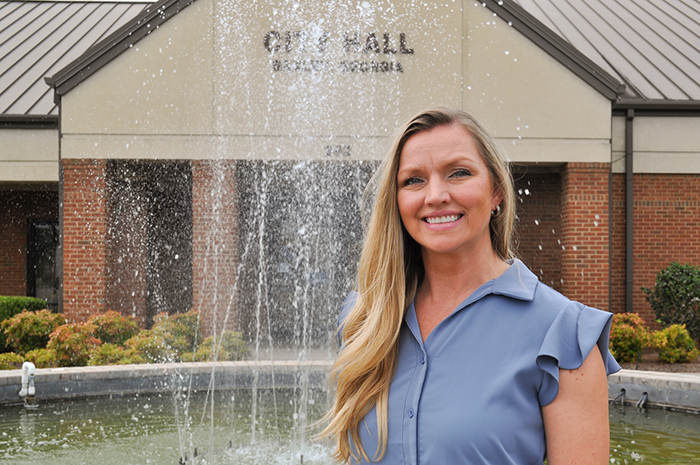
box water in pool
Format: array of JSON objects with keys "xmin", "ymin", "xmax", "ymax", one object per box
[
  {"xmin": 1, "ymin": 391, "xmax": 699, "ymax": 464},
  {"xmin": 0, "ymin": 388, "xmax": 331, "ymax": 465}
]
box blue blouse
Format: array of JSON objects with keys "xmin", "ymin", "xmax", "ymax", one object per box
[{"xmin": 339, "ymin": 259, "xmax": 620, "ymax": 464}]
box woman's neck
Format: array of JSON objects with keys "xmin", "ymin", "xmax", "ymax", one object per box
[{"xmin": 415, "ymin": 247, "xmax": 510, "ymax": 342}]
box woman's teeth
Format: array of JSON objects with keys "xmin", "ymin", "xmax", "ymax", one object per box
[{"xmin": 425, "ymin": 215, "xmax": 461, "ymax": 224}]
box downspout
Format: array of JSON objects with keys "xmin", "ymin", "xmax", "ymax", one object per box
[
  {"xmin": 56, "ymin": 94, "xmax": 64, "ymax": 315},
  {"xmin": 625, "ymin": 109, "xmax": 634, "ymax": 313}
]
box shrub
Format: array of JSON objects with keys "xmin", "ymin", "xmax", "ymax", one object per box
[
  {"xmin": 24, "ymin": 348, "xmax": 58, "ymax": 368},
  {"xmin": 124, "ymin": 329, "xmax": 176, "ymax": 363},
  {"xmin": 609, "ymin": 313, "xmax": 650, "ymax": 363},
  {"xmin": 194, "ymin": 331, "xmax": 249, "ymax": 361},
  {"xmin": 152, "ymin": 310, "xmax": 201, "ymax": 355},
  {"xmin": 652, "ymin": 324, "xmax": 700, "ymax": 364},
  {"xmin": 47, "ymin": 323, "xmax": 101, "ymax": 367},
  {"xmin": 643, "ymin": 262, "xmax": 700, "ymax": 342},
  {"xmin": 0, "ymin": 352, "xmax": 23, "ymax": 370},
  {"xmin": 0, "ymin": 296, "xmax": 48, "ymax": 353},
  {"xmin": 88, "ymin": 343, "xmax": 145, "ymax": 366},
  {"xmin": 88, "ymin": 310, "xmax": 139, "ymax": 346},
  {"xmin": 1, "ymin": 310, "xmax": 65, "ymax": 354}
]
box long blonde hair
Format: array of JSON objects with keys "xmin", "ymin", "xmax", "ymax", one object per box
[{"xmin": 322, "ymin": 107, "xmax": 515, "ymax": 462}]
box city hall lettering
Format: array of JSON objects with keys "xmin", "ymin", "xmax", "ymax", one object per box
[{"xmin": 263, "ymin": 31, "xmax": 414, "ymax": 73}]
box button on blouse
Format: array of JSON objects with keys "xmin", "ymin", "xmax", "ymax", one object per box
[{"xmin": 339, "ymin": 259, "xmax": 620, "ymax": 464}]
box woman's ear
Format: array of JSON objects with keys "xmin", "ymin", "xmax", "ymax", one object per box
[{"xmin": 491, "ymin": 188, "xmax": 504, "ymax": 211}]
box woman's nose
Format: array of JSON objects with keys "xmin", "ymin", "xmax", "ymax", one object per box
[{"xmin": 425, "ymin": 178, "xmax": 450, "ymax": 205}]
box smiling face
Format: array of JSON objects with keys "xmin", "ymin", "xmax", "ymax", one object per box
[{"xmin": 396, "ymin": 123, "xmax": 502, "ymax": 261}]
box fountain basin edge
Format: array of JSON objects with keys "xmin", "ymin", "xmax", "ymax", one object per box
[
  {"xmin": 0, "ymin": 360, "xmax": 334, "ymax": 405},
  {"xmin": 1, "ymin": 365, "xmax": 698, "ymax": 414},
  {"xmin": 608, "ymin": 369, "xmax": 700, "ymax": 413}
]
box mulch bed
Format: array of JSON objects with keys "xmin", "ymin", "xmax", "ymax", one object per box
[{"xmin": 617, "ymin": 348, "xmax": 700, "ymax": 373}]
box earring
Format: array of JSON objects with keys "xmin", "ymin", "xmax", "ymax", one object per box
[{"xmin": 491, "ymin": 205, "xmax": 501, "ymax": 216}]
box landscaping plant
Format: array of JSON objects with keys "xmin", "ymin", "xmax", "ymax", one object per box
[
  {"xmin": 1, "ymin": 309, "xmax": 65, "ymax": 354},
  {"xmin": 609, "ymin": 313, "xmax": 650, "ymax": 363},
  {"xmin": 643, "ymin": 262, "xmax": 700, "ymax": 342},
  {"xmin": 0, "ymin": 296, "xmax": 48, "ymax": 352},
  {"xmin": 0, "ymin": 308, "xmax": 250, "ymax": 369},
  {"xmin": 88, "ymin": 310, "xmax": 139, "ymax": 346},
  {"xmin": 651, "ymin": 324, "xmax": 699, "ymax": 364},
  {"xmin": 47, "ymin": 323, "xmax": 101, "ymax": 367}
]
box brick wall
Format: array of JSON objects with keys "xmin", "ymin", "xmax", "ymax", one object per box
[
  {"xmin": 560, "ymin": 163, "xmax": 610, "ymax": 311},
  {"xmin": 0, "ymin": 189, "xmax": 58, "ymax": 296},
  {"xmin": 612, "ymin": 173, "xmax": 700, "ymax": 325},
  {"xmin": 62, "ymin": 159, "xmax": 108, "ymax": 322},
  {"xmin": 514, "ymin": 171, "xmax": 563, "ymax": 291},
  {"xmin": 192, "ymin": 160, "xmax": 239, "ymax": 337}
]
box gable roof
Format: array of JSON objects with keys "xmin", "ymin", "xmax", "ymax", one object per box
[
  {"xmin": 47, "ymin": 0, "xmax": 627, "ymax": 102},
  {"xmin": 511, "ymin": 0, "xmax": 700, "ymax": 110},
  {"xmin": 46, "ymin": 0, "xmax": 194, "ymax": 102},
  {"xmin": 0, "ymin": 1, "xmax": 150, "ymax": 124},
  {"xmin": 4, "ymin": 0, "xmax": 699, "ymax": 121}
]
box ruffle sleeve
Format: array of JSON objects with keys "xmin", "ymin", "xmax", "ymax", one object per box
[{"xmin": 536, "ymin": 302, "xmax": 621, "ymax": 406}]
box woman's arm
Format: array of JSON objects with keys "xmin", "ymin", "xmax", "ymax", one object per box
[{"xmin": 542, "ymin": 345, "xmax": 610, "ymax": 465}]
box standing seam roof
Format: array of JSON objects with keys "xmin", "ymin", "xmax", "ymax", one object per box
[
  {"xmin": 0, "ymin": 1, "xmax": 150, "ymax": 117},
  {"xmin": 4, "ymin": 0, "xmax": 699, "ymax": 118},
  {"xmin": 514, "ymin": 0, "xmax": 700, "ymax": 103}
]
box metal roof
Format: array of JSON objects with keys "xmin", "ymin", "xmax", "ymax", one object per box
[
  {"xmin": 0, "ymin": 1, "xmax": 149, "ymax": 120},
  {"xmin": 3, "ymin": 0, "xmax": 700, "ymax": 121},
  {"xmin": 47, "ymin": 0, "xmax": 195, "ymax": 100},
  {"xmin": 513, "ymin": 0, "xmax": 700, "ymax": 107}
]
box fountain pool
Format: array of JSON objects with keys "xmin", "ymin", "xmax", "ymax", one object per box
[
  {"xmin": 2, "ymin": 388, "xmax": 699, "ymax": 465},
  {"xmin": 0, "ymin": 388, "xmax": 332, "ymax": 465}
]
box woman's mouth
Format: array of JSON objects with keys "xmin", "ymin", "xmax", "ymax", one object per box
[{"xmin": 424, "ymin": 214, "xmax": 463, "ymax": 224}]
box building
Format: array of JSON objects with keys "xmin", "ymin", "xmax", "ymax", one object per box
[{"xmin": 2, "ymin": 0, "xmax": 699, "ymax": 341}]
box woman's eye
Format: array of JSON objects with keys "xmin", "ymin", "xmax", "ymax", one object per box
[
  {"xmin": 402, "ymin": 177, "xmax": 422, "ymax": 187},
  {"xmin": 451, "ymin": 169, "xmax": 471, "ymax": 178}
]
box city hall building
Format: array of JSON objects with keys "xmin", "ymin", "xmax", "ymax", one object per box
[{"xmin": 1, "ymin": 0, "xmax": 699, "ymax": 340}]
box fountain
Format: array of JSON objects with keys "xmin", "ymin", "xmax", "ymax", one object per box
[{"xmin": 33, "ymin": 0, "xmax": 468, "ymax": 461}]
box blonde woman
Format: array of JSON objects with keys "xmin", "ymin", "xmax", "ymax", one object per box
[{"xmin": 322, "ymin": 107, "xmax": 620, "ymax": 464}]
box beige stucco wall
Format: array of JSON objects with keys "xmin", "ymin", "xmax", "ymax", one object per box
[
  {"xmin": 612, "ymin": 116, "xmax": 700, "ymax": 173},
  {"xmin": 61, "ymin": 0, "xmax": 215, "ymax": 138},
  {"xmin": 0, "ymin": 129, "xmax": 58, "ymax": 182},
  {"xmin": 463, "ymin": 3, "xmax": 611, "ymax": 164},
  {"xmin": 61, "ymin": 0, "xmax": 613, "ymax": 164}
]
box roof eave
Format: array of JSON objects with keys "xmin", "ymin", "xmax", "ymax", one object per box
[
  {"xmin": 0, "ymin": 114, "xmax": 59, "ymax": 129},
  {"xmin": 45, "ymin": 0, "xmax": 196, "ymax": 101},
  {"xmin": 612, "ymin": 99, "xmax": 700, "ymax": 116},
  {"xmin": 483, "ymin": 0, "xmax": 625, "ymax": 100}
]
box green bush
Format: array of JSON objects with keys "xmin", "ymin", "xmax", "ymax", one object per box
[
  {"xmin": 0, "ymin": 352, "xmax": 23, "ymax": 370},
  {"xmin": 643, "ymin": 262, "xmax": 700, "ymax": 342},
  {"xmin": 124, "ymin": 329, "xmax": 176, "ymax": 363},
  {"xmin": 24, "ymin": 348, "xmax": 58, "ymax": 368},
  {"xmin": 152, "ymin": 310, "xmax": 201, "ymax": 354},
  {"xmin": 609, "ymin": 313, "xmax": 650, "ymax": 363},
  {"xmin": 652, "ymin": 324, "xmax": 700, "ymax": 363},
  {"xmin": 194, "ymin": 331, "xmax": 249, "ymax": 361},
  {"xmin": 0, "ymin": 296, "xmax": 48, "ymax": 353},
  {"xmin": 47, "ymin": 323, "xmax": 102, "ymax": 367},
  {"xmin": 88, "ymin": 310, "xmax": 139, "ymax": 346},
  {"xmin": 88, "ymin": 343, "xmax": 145, "ymax": 366},
  {"xmin": 1, "ymin": 310, "xmax": 65, "ymax": 354}
]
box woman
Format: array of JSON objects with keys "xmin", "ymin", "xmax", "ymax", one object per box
[{"xmin": 322, "ymin": 107, "xmax": 620, "ymax": 464}]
